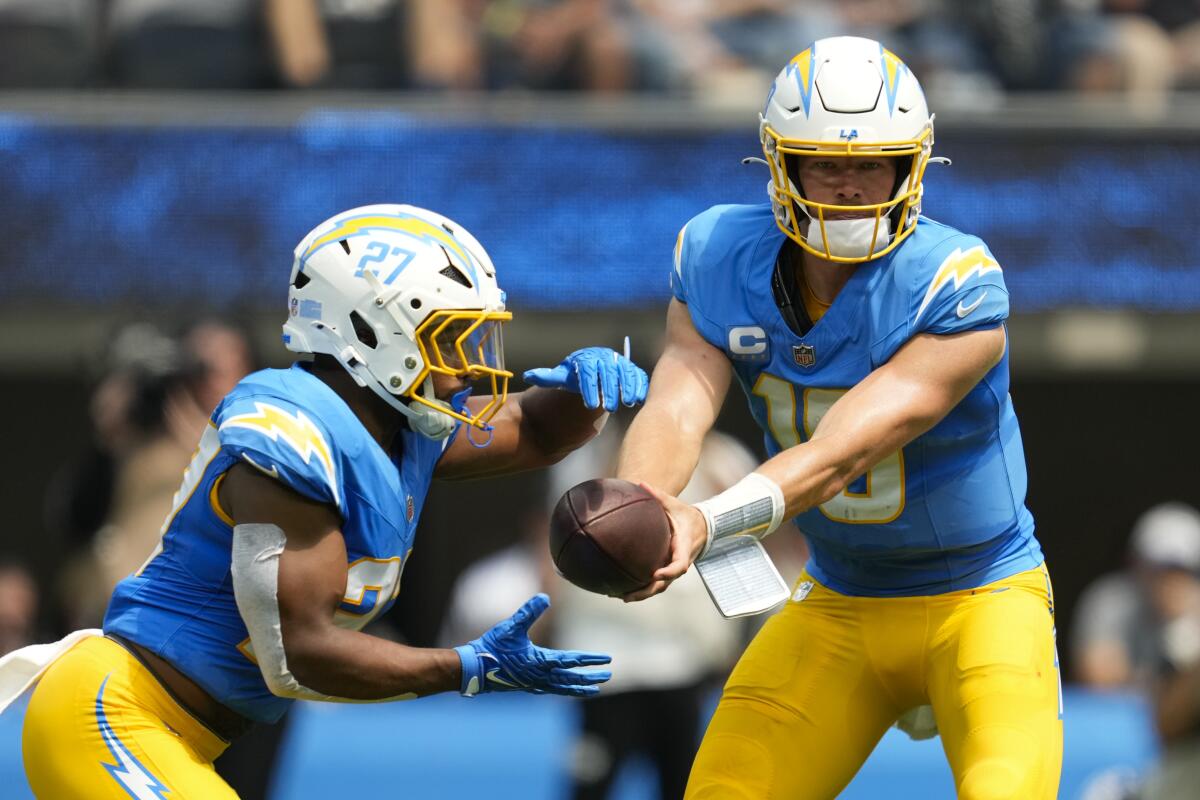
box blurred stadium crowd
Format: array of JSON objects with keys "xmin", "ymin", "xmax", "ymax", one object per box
[{"xmin": 1, "ymin": 0, "xmax": 1200, "ymax": 103}]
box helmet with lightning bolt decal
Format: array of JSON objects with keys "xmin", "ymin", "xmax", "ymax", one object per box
[
  {"xmin": 760, "ymin": 36, "xmax": 935, "ymax": 263},
  {"xmin": 283, "ymin": 204, "xmax": 511, "ymax": 440}
]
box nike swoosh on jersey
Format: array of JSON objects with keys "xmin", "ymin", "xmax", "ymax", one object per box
[
  {"xmin": 956, "ymin": 291, "xmax": 988, "ymax": 318},
  {"xmin": 242, "ymin": 453, "xmax": 280, "ymax": 480}
]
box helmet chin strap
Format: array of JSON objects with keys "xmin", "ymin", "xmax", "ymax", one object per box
[
  {"xmin": 370, "ymin": 374, "xmax": 457, "ymax": 441},
  {"xmin": 396, "ymin": 376, "xmax": 458, "ymax": 441},
  {"xmin": 333, "ymin": 344, "xmax": 457, "ymax": 441}
]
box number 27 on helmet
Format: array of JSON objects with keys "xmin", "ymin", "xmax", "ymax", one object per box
[{"xmin": 283, "ymin": 204, "xmax": 512, "ymax": 440}]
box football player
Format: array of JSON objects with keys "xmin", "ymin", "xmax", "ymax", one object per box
[
  {"xmin": 6, "ymin": 204, "xmax": 648, "ymax": 798},
  {"xmin": 617, "ymin": 37, "xmax": 1062, "ymax": 799}
]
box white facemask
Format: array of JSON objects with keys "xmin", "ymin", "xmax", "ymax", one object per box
[{"xmin": 803, "ymin": 214, "xmax": 892, "ymax": 260}]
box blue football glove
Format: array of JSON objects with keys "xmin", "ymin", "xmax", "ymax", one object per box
[
  {"xmin": 454, "ymin": 593, "xmax": 612, "ymax": 697},
  {"xmin": 523, "ymin": 346, "xmax": 649, "ymax": 412}
]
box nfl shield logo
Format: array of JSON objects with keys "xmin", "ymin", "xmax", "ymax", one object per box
[
  {"xmin": 406, "ymin": 495, "xmax": 415, "ymax": 522},
  {"xmin": 793, "ymin": 343, "xmax": 816, "ymax": 367}
]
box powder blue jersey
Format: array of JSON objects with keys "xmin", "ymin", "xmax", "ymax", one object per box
[
  {"xmin": 672, "ymin": 204, "xmax": 1041, "ymax": 597},
  {"xmin": 104, "ymin": 364, "xmax": 450, "ymax": 723}
]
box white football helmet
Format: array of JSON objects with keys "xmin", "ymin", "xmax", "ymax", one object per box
[
  {"xmin": 283, "ymin": 204, "xmax": 511, "ymax": 440},
  {"xmin": 760, "ymin": 36, "xmax": 935, "ymax": 263}
]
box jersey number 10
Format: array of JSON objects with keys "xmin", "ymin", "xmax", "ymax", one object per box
[{"xmin": 752, "ymin": 375, "xmax": 905, "ymax": 524}]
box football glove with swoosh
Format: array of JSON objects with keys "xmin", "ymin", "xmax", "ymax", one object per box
[{"xmin": 454, "ymin": 593, "xmax": 612, "ymax": 697}]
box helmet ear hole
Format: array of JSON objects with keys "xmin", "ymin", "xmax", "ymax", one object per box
[
  {"xmin": 410, "ymin": 299, "xmax": 422, "ymax": 310},
  {"xmin": 350, "ymin": 311, "xmax": 378, "ymax": 350}
]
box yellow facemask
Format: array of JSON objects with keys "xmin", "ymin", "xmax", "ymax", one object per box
[
  {"xmin": 762, "ymin": 123, "xmax": 933, "ymax": 264},
  {"xmin": 409, "ymin": 309, "xmax": 513, "ymax": 431}
]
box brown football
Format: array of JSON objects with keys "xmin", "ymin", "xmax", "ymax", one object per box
[{"xmin": 549, "ymin": 478, "xmax": 672, "ymax": 597}]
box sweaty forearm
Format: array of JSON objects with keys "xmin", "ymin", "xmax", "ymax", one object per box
[
  {"xmin": 756, "ymin": 355, "xmax": 956, "ymax": 518},
  {"xmin": 281, "ymin": 624, "xmax": 461, "ymax": 701},
  {"xmin": 756, "ymin": 434, "xmax": 871, "ymax": 519}
]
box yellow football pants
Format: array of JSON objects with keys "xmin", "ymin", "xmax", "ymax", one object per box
[
  {"xmin": 22, "ymin": 636, "xmax": 237, "ymax": 799},
  {"xmin": 686, "ymin": 564, "xmax": 1062, "ymax": 800}
]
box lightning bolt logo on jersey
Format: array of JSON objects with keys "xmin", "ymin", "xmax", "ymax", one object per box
[
  {"xmin": 104, "ymin": 364, "xmax": 452, "ymax": 722},
  {"xmin": 671, "ymin": 204, "xmax": 1041, "ymax": 596},
  {"xmin": 222, "ymin": 402, "xmax": 338, "ymax": 503},
  {"xmin": 915, "ymin": 245, "xmax": 1002, "ymax": 323}
]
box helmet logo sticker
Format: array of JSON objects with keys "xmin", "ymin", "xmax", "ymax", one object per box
[
  {"xmin": 303, "ymin": 213, "xmax": 479, "ymax": 288},
  {"xmin": 298, "ymin": 299, "xmax": 322, "ymax": 319},
  {"xmin": 784, "ymin": 46, "xmax": 816, "ymax": 117},
  {"xmin": 838, "ymin": 129, "xmax": 859, "ymax": 141},
  {"xmin": 880, "ymin": 47, "xmax": 907, "ymax": 116}
]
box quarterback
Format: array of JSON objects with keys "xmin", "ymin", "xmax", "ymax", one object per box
[
  {"xmin": 3, "ymin": 204, "xmax": 648, "ymax": 798},
  {"xmin": 619, "ymin": 37, "xmax": 1061, "ymax": 799}
]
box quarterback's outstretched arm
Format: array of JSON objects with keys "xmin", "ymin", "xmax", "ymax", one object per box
[
  {"xmin": 616, "ymin": 299, "xmax": 732, "ymax": 493},
  {"xmin": 761, "ymin": 326, "xmax": 1006, "ymax": 517},
  {"xmin": 626, "ymin": 325, "xmax": 1006, "ymax": 601}
]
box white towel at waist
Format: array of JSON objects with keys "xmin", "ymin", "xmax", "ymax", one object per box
[{"xmin": 0, "ymin": 629, "xmax": 102, "ymax": 714}]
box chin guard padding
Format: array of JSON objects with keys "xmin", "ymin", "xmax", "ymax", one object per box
[{"xmin": 405, "ymin": 399, "xmax": 457, "ymax": 440}]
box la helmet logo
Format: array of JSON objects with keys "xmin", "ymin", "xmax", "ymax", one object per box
[
  {"xmin": 793, "ymin": 343, "xmax": 816, "ymax": 367},
  {"xmin": 838, "ymin": 129, "xmax": 859, "ymax": 141}
]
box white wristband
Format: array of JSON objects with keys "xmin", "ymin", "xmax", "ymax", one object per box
[{"xmin": 693, "ymin": 472, "xmax": 786, "ymax": 559}]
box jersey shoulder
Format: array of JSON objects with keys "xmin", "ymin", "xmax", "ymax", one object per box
[
  {"xmin": 214, "ymin": 365, "xmax": 363, "ymax": 508},
  {"xmin": 671, "ymin": 203, "xmax": 779, "ymax": 320},
  {"xmin": 889, "ymin": 217, "xmax": 1011, "ymax": 336}
]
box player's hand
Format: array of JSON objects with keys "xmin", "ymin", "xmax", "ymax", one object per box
[
  {"xmin": 522, "ymin": 346, "xmax": 648, "ymax": 412},
  {"xmin": 454, "ymin": 593, "xmax": 612, "ymax": 697},
  {"xmin": 623, "ymin": 482, "xmax": 708, "ymax": 602}
]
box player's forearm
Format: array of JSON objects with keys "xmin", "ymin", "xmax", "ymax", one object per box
[
  {"xmin": 755, "ymin": 436, "xmax": 866, "ymax": 519},
  {"xmin": 517, "ymin": 386, "xmax": 606, "ymax": 464},
  {"xmin": 616, "ymin": 403, "xmax": 705, "ymax": 494},
  {"xmin": 758, "ymin": 349, "xmax": 964, "ymax": 518},
  {"xmin": 618, "ymin": 299, "xmax": 727, "ymax": 492},
  {"xmin": 757, "ymin": 403, "xmax": 931, "ymax": 519},
  {"xmin": 281, "ymin": 624, "xmax": 461, "ymax": 700}
]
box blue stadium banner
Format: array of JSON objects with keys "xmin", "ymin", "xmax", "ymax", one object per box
[{"xmin": 0, "ymin": 113, "xmax": 1196, "ymax": 311}]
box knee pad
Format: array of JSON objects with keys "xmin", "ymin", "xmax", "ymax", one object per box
[
  {"xmin": 957, "ymin": 757, "xmax": 1028, "ymax": 800},
  {"xmin": 686, "ymin": 733, "xmax": 774, "ymax": 800}
]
